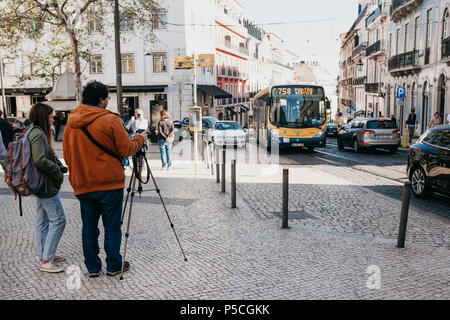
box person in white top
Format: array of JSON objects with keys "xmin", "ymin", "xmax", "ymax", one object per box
[{"xmin": 127, "ymin": 109, "xmax": 149, "ymax": 134}]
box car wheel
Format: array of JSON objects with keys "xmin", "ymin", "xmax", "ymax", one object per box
[
  {"xmin": 389, "ymin": 146, "xmax": 398, "ymax": 153},
  {"xmin": 337, "ymin": 138, "xmax": 344, "ymax": 150},
  {"xmin": 410, "ymin": 166, "xmax": 432, "ymax": 198},
  {"xmin": 353, "ymin": 139, "xmax": 361, "ymax": 153}
]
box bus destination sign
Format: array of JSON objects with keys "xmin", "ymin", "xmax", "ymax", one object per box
[{"xmin": 272, "ymin": 86, "xmax": 319, "ymax": 97}]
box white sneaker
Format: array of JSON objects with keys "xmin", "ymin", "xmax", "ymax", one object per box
[
  {"xmin": 167, "ymin": 166, "xmax": 171, "ymax": 171},
  {"xmin": 39, "ymin": 261, "xmax": 64, "ymax": 273}
]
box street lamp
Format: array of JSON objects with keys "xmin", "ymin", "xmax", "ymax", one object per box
[{"xmin": 357, "ymin": 59, "xmax": 363, "ymax": 72}]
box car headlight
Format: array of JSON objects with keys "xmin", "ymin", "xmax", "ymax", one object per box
[{"xmin": 313, "ymin": 129, "xmax": 326, "ymax": 138}]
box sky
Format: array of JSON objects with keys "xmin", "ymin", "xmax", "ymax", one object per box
[{"xmin": 239, "ymin": 0, "xmax": 357, "ymax": 77}]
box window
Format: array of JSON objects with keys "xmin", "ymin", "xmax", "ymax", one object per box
[
  {"xmin": 404, "ymin": 23, "xmax": 409, "ymax": 52},
  {"xmin": 90, "ymin": 55, "xmax": 102, "ymax": 74},
  {"xmin": 152, "ymin": 9, "xmax": 166, "ymax": 29},
  {"xmin": 2, "ymin": 59, "xmax": 14, "ymax": 76},
  {"xmin": 426, "ymin": 9, "xmax": 432, "ymax": 48},
  {"xmin": 434, "ymin": 130, "xmax": 450, "ymax": 148},
  {"xmin": 414, "ymin": 16, "xmax": 420, "ymax": 49},
  {"xmin": 443, "ymin": 9, "xmax": 449, "ymax": 39},
  {"xmin": 120, "ymin": 17, "xmax": 133, "ymax": 31},
  {"xmin": 153, "ymin": 52, "xmax": 167, "ymax": 73},
  {"xmin": 121, "ymin": 54, "xmax": 134, "ymax": 73},
  {"xmin": 396, "ymin": 29, "xmax": 400, "ymax": 54},
  {"xmin": 421, "ymin": 130, "xmax": 436, "ymax": 144},
  {"xmin": 87, "ymin": 14, "xmax": 101, "ymax": 33}
]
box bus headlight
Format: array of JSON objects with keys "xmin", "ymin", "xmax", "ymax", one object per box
[{"xmin": 313, "ymin": 129, "xmax": 326, "ymax": 138}]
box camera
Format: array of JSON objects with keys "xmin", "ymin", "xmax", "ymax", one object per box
[{"xmin": 57, "ymin": 158, "xmax": 68, "ymax": 174}]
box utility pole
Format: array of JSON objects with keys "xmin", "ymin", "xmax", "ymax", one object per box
[
  {"xmin": 114, "ymin": 0, "xmax": 123, "ymax": 116},
  {"xmin": 0, "ymin": 50, "xmax": 7, "ymax": 115}
]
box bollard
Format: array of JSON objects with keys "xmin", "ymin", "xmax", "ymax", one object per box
[
  {"xmin": 282, "ymin": 169, "xmax": 289, "ymax": 229},
  {"xmin": 221, "ymin": 149, "xmax": 226, "ymax": 193},
  {"xmin": 231, "ymin": 160, "xmax": 236, "ymax": 208},
  {"xmin": 245, "ymin": 133, "xmax": 249, "ymax": 164},
  {"xmin": 216, "ymin": 147, "xmax": 220, "ymax": 183},
  {"xmin": 210, "ymin": 144, "xmax": 214, "ymax": 176},
  {"xmin": 397, "ymin": 181, "xmax": 412, "ymax": 248}
]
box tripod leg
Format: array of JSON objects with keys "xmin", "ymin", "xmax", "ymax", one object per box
[
  {"xmin": 147, "ymin": 163, "xmax": 188, "ymax": 262},
  {"xmin": 121, "ymin": 169, "xmax": 135, "ymax": 226},
  {"xmin": 119, "ymin": 169, "xmax": 138, "ymax": 281}
]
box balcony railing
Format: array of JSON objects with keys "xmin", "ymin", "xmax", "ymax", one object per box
[
  {"xmin": 353, "ymin": 76, "xmax": 366, "ymax": 86},
  {"xmin": 352, "ymin": 42, "xmax": 367, "ymax": 58},
  {"xmin": 365, "ymin": 83, "xmax": 381, "ymax": 93},
  {"xmin": 442, "ymin": 36, "xmax": 450, "ymax": 60},
  {"xmin": 366, "ymin": 4, "xmax": 386, "ymax": 28},
  {"xmin": 388, "ymin": 50, "xmax": 419, "ymax": 73},
  {"xmin": 366, "ymin": 40, "xmax": 385, "ymax": 57},
  {"xmin": 390, "ymin": 0, "xmax": 423, "ymax": 23}
]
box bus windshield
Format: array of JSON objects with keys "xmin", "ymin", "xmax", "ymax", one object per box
[{"xmin": 270, "ymin": 96, "xmax": 326, "ymax": 128}]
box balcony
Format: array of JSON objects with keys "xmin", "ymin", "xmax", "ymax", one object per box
[
  {"xmin": 390, "ymin": 0, "xmax": 423, "ymax": 23},
  {"xmin": 388, "ymin": 50, "xmax": 420, "ymax": 77},
  {"xmin": 365, "ymin": 83, "xmax": 381, "ymax": 94},
  {"xmin": 366, "ymin": 4, "xmax": 387, "ymax": 28},
  {"xmin": 352, "ymin": 42, "xmax": 367, "ymax": 59},
  {"xmin": 442, "ymin": 36, "xmax": 450, "ymax": 65},
  {"xmin": 353, "ymin": 76, "xmax": 366, "ymax": 86},
  {"xmin": 366, "ymin": 40, "xmax": 385, "ymax": 58}
]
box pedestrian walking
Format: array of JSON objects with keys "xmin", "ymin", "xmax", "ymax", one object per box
[
  {"xmin": 28, "ymin": 103, "xmax": 67, "ymax": 273},
  {"xmin": 405, "ymin": 109, "xmax": 418, "ymax": 145},
  {"xmin": 391, "ymin": 114, "xmax": 397, "ymax": 128},
  {"xmin": 63, "ymin": 81, "xmax": 146, "ymax": 278},
  {"xmin": 0, "ymin": 110, "xmax": 13, "ymax": 149},
  {"xmin": 429, "ymin": 112, "xmax": 441, "ymax": 128},
  {"xmin": 157, "ymin": 110, "xmax": 174, "ymax": 170}
]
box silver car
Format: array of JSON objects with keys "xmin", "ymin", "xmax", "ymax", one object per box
[
  {"xmin": 205, "ymin": 121, "xmax": 247, "ymax": 148},
  {"xmin": 337, "ymin": 118, "xmax": 401, "ymax": 153}
]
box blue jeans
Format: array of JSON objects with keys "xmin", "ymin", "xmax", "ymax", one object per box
[
  {"xmin": 35, "ymin": 194, "xmax": 66, "ymax": 261},
  {"xmin": 158, "ymin": 139, "xmax": 173, "ymax": 167},
  {"xmin": 76, "ymin": 189, "xmax": 124, "ymax": 273}
]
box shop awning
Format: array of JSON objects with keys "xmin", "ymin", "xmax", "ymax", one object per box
[
  {"xmin": 109, "ymin": 85, "xmax": 167, "ymax": 93},
  {"xmin": 225, "ymin": 107, "xmax": 238, "ymax": 116},
  {"xmin": 197, "ymin": 85, "xmax": 232, "ymax": 99},
  {"xmin": 44, "ymin": 100, "xmax": 78, "ymax": 111}
]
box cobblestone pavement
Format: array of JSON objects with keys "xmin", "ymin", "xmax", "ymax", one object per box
[{"xmin": 0, "ymin": 141, "xmax": 449, "ymax": 300}]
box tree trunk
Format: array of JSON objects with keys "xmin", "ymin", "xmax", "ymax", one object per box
[{"xmin": 67, "ymin": 29, "xmax": 82, "ymax": 102}]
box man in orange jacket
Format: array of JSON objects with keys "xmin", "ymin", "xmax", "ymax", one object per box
[{"xmin": 63, "ymin": 81, "xmax": 146, "ymax": 278}]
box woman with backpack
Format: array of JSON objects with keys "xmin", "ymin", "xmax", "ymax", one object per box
[
  {"xmin": 28, "ymin": 103, "xmax": 66, "ymax": 273},
  {"xmin": 157, "ymin": 110, "xmax": 174, "ymax": 170}
]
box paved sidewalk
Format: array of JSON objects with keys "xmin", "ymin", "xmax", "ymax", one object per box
[{"xmin": 0, "ymin": 154, "xmax": 449, "ymax": 300}]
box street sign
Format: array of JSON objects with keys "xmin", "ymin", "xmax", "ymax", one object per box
[
  {"xmin": 353, "ymin": 104, "xmax": 356, "ymax": 111},
  {"xmin": 198, "ymin": 54, "xmax": 215, "ymax": 67},
  {"xmin": 347, "ymin": 108, "xmax": 351, "ymax": 114},
  {"xmin": 396, "ymin": 87, "xmax": 406, "ymax": 99},
  {"xmin": 189, "ymin": 106, "xmax": 202, "ymax": 132},
  {"xmin": 174, "ymin": 56, "xmax": 193, "ymax": 69},
  {"xmin": 338, "ymin": 112, "xmax": 343, "ymax": 117}
]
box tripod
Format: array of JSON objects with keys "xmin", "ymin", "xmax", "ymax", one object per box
[{"xmin": 119, "ymin": 145, "xmax": 188, "ymax": 280}]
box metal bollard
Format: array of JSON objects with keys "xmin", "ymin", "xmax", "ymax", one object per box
[
  {"xmin": 221, "ymin": 149, "xmax": 226, "ymax": 193},
  {"xmin": 397, "ymin": 181, "xmax": 412, "ymax": 248},
  {"xmin": 245, "ymin": 134, "xmax": 249, "ymax": 164},
  {"xmin": 231, "ymin": 160, "xmax": 236, "ymax": 208},
  {"xmin": 282, "ymin": 169, "xmax": 289, "ymax": 229},
  {"xmin": 216, "ymin": 147, "xmax": 220, "ymax": 183},
  {"xmin": 210, "ymin": 144, "xmax": 214, "ymax": 176}
]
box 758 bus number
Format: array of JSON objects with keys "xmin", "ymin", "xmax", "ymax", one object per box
[{"xmin": 273, "ymin": 87, "xmax": 314, "ymax": 96}]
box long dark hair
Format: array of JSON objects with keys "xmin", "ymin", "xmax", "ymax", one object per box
[{"xmin": 29, "ymin": 103, "xmax": 54, "ymax": 148}]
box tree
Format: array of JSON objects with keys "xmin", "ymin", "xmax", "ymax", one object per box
[{"xmin": 0, "ymin": 0, "xmax": 160, "ymax": 101}]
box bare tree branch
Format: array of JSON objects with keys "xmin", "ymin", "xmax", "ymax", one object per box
[{"xmin": 31, "ymin": 0, "xmax": 57, "ymax": 19}]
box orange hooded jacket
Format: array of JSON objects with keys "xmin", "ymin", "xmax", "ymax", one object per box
[{"xmin": 63, "ymin": 104, "xmax": 145, "ymax": 196}]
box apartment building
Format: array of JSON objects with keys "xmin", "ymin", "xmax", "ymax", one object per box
[
  {"xmin": 338, "ymin": 0, "xmax": 450, "ymax": 131},
  {"xmin": 0, "ymin": 0, "xmax": 296, "ymax": 126}
]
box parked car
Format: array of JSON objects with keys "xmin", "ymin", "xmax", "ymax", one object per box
[
  {"xmin": 181, "ymin": 116, "xmax": 216, "ymax": 138},
  {"xmin": 326, "ymin": 124, "xmax": 338, "ymax": 137},
  {"xmin": 337, "ymin": 117, "xmax": 400, "ymax": 153},
  {"xmin": 407, "ymin": 126, "xmax": 450, "ymax": 198},
  {"xmin": 205, "ymin": 121, "xmax": 246, "ymax": 148}
]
